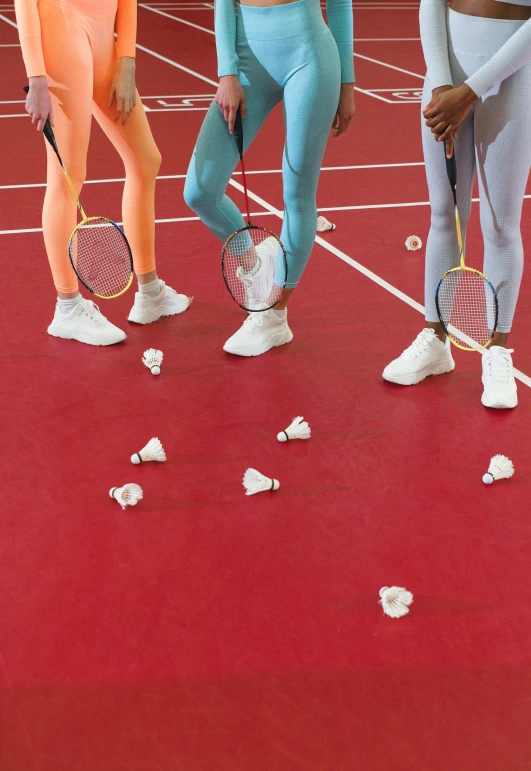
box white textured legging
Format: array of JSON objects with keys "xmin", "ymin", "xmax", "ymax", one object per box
[{"xmin": 423, "ymin": 10, "xmax": 531, "ymax": 333}]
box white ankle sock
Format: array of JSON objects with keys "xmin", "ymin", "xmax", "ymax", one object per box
[
  {"xmin": 58, "ymin": 294, "xmax": 82, "ymax": 314},
  {"xmin": 272, "ymin": 308, "xmax": 287, "ymax": 320},
  {"xmin": 139, "ymin": 278, "xmax": 162, "ymax": 298}
]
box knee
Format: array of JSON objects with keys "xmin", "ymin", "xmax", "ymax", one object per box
[
  {"xmin": 183, "ymin": 174, "xmax": 210, "ymax": 215},
  {"xmin": 481, "ymin": 214, "xmax": 521, "ymax": 253},
  {"xmin": 131, "ymin": 144, "xmax": 162, "ymax": 183}
]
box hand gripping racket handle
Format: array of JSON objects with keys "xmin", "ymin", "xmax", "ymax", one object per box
[
  {"xmin": 23, "ymin": 85, "xmax": 64, "ymax": 168},
  {"xmin": 233, "ymin": 107, "xmax": 252, "ymax": 224},
  {"xmin": 234, "ymin": 107, "xmax": 244, "ymax": 159},
  {"xmin": 444, "ymin": 140, "xmax": 458, "ymax": 206}
]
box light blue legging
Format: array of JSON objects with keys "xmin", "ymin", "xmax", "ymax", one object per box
[{"xmin": 184, "ymin": 0, "xmax": 341, "ymax": 289}]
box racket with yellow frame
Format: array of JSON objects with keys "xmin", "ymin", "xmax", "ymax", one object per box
[
  {"xmin": 24, "ymin": 86, "xmax": 133, "ymax": 299},
  {"xmin": 435, "ymin": 141, "xmax": 498, "ymax": 351}
]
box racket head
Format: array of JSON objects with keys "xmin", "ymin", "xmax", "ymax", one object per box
[
  {"xmin": 68, "ymin": 217, "xmax": 134, "ymax": 299},
  {"xmin": 221, "ymin": 224, "xmax": 287, "ymax": 311},
  {"xmin": 435, "ymin": 266, "xmax": 498, "ymax": 351}
]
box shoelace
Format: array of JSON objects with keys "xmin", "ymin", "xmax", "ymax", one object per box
[
  {"xmin": 79, "ymin": 300, "xmax": 106, "ymax": 324},
  {"xmin": 242, "ymin": 309, "xmax": 268, "ymax": 330},
  {"xmin": 486, "ymin": 349, "xmax": 514, "ymax": 383},
  {"xmin": 401, "ymin": 330, "xmax": 434, "ymax": 359},
  {"xmin": 236, "ymin": 267, "xmax": 255, "ymax": 292}
]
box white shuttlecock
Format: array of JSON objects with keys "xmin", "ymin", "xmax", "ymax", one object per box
[
  {"xmin": 243, "ymin": 468, "xmax": 280, "ymax": 496},
  {"xmin": 405, "ymin": 235, "xmax": 422, "ymax": 251},
  {"xmin": 378, "ymin": 586, "xmax": 414, "ymax": 618},
  {"xmin": 482, "ymin": 454, "xmax": 514, "ymax": 485},
  {"xmin": 142, "ymin": 348, "xmax": 163, "ymax": 375},
  {"xmin": 317, "ymin": 215, "xmax": 336, "ymax": 232},
  {"xmin": 277, "ymin": 416, "xmax": 311, "ymax": 443},
  {"xmin": 131, "ymin": 437, "xmax": 166, "ymax": 465},
  {"xmin": 109, "ymin": 483, "xmax": 144, "ymax": 510}
]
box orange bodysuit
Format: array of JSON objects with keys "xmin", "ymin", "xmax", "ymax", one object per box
[{"xmin": 15, "ymin": 0, "xmax": 160, "ymax": 293}]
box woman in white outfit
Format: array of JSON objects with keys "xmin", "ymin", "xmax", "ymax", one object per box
[{"xmin": 383, "ymin": 0, "xmax": 531, "ymax": 409}]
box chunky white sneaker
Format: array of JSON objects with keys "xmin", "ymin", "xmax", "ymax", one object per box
[
  {"xmin": 48, "ymin": 298, "xmax": 126, "ymax": 346},
  {"xmin": 223, "ymin": 308, "xmax": 293, "ymax": 357},
  {"xmin": 382, "ymin": 328, "xmax": 455, "ymax": 385},
  {"xmin": 128, "ymin": 281, "xmax": 191, "ymax": 324},
  {"xmin": 481, "ymin": 346, "xmax": 518, "ymax": 409},
  {"xmin": 237, "ymin": 236, "xmax": 277, "ymax": 311}
]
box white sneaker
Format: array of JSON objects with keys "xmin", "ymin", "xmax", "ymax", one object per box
[
  {"xmin": 223, "ymin": 308, "xmax": 293, "ymax": 357},
  {"xmin": 481, "ymin": 346, "xmax": 518, "ymax": 409},
  {"xmin": 48, "ymin": 298, "xmax": 126, "ymax": 346},
  {"xmin": 237, "ymin": 236, "xmax": 277, "ymax": 311},
  {"xmin": 382, "ymin": 328, "xmax": 455, "ymax": 385},
  {"xmin": 128, "ymin": 281, "xmax": 191, "ymax": 324}
]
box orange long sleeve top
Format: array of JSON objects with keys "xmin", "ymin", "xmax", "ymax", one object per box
[{"xmin": 14, "ymin": 0, "xmax": 137, "ymax": 77}]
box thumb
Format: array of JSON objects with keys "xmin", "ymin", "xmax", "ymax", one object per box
[
  {"xmin": 108, "ymin": 85, "xmax": 115, "ymax": 107},
  {"xmin": 48, "ymin": 103, "xmax": 55, "ymax": 127}
]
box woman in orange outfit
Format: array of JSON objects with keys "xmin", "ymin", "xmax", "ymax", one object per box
[{"xmin": 16, "ymin": 0, "xmax": 191, "ymax": 346}]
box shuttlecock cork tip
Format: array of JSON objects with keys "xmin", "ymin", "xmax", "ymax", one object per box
[
  {"xmin": 131, "ymin": 453, "xmax": 141, "ymax": 464},
  {"xmin": 151, "ymin": 365, "xmax": 161, "ymax": 375},
  {"xmin": 277, "ymin": 431, "xmax": 288, "ymax": 442},
  {"xmin": 483, "ymin": 473, "xmax": 494, "ymax": 485}
]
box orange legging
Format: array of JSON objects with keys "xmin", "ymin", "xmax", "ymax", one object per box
[{"xmin": 39, "ymin": 0, "xmax": 160, "ymax": 293}]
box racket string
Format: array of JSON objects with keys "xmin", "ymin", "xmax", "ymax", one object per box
[
  {"xmin": 70, "ymin": 218, "xmax": 132, "ymax": 298},
  {"xmin": 437, "ymin": 269, "xmax": 497, "ymax": 350},
  {"xmin": 222, "ymin": 226, "xmax": 286, "ymax": 311}
]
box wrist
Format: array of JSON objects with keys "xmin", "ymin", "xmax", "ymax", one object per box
[
  {"xmin": 458, "ymin": 82, "xmax": 477, "ymax": 104},
  {"xmin": 118, "ymin": 56, "xmax": 136, "ymax": 70},
  {"xmin": 219, "ymin": 74, "xmax": 239, "ymax": 82},
  {"xmin": 29, "ymin": 75, "xmax": 48, "ymax": 88}
]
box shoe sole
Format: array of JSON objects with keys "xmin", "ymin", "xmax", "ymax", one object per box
[
  {"xmin": 383, "ymin": 358, "xmax": 455, "ymax": 386},
  {"xmin": 48, "ymin": 326, "xmax": 126, "ymax": 346},
  {"xmin": 223, "ymin": 328, "xmax": 293, "ymax": 357},
  {"xmin": 128, "ymin": 297, "xmax": 193, "ymax": 325}
]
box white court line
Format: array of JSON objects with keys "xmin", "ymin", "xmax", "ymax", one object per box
[
  {"xmin": 136, "ymin": 42, "xmax": 218, "ymax": 86},
  {"xmin": 354, "ymin": 53, "xmax": 424, "ymax": 80},
  {"xmin": 0, "ymin": 42, "xmax": 18, "ymax": 46},
  {"xmin": 0, "ymin": 163, "xmax": 426, "ymax": 190},
  {"xmin": 0, "ymin": 11, "xmax": 17, "ymax": 27},
  {"xmin": 140, "ymin": 4, "xmax": 215, "ymax": 33}
]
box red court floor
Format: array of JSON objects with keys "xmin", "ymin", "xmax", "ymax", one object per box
[{"xmin": 2, "ymin": 2, "xmax": 531, "ymax": 769}]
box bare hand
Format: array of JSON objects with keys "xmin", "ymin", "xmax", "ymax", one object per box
[
  {"xmin": 332, "ymin": 84, "xmax": 355, "ymax": 137},
  {"xmin": 423, "ymin": 83, "xmax": 476, "ymax": 145},
  {"xmin": 26, "ymin": 76, "xmax": 54, "ymax": 133},
  {"xmin": 108, "ymin": 57, "xmax": 137, "ymax": 124},
  {"xmin": 215, "ymin": 75, "xmax": 246, "ymax": 134}
]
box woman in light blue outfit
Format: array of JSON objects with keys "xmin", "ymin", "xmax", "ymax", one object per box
[{"xmin": 184, "ymin": 0, "xmax": 355, "ymax": 357}]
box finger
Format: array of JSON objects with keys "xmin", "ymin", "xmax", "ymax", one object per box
[
  {"xmin": 445, "ymin": 138, "xmax": 454, "ymax": 158},
  {"xmin": 422, "ymin": 101, "xmax": 434, "ymax": 114},
  {"xmin": 431, "ymin": 121, "xmax": 448, "ymax": 136},
  {"xmin": 423, "ymin": 104, "xmax": 439, "ymax": 118},
  {"xmin": 425, "ymin": 114, "xmax": 444, "ymax": 128},
  {"xmin": 48, "ymin": 103, "xmax": 55, "ymax": 127},
  {"xmin": 438, "ymin": 125, "xmax": 456, "ymax": 142},
  {"xmin": 228, "ymin": 105, "xmax": 236, "ymax": 134},
  {"xmin": 331, "ymin": 113, "xmax": 339, "ymax": 131},
  {"xmin": 37, "ymin": 117, "xmax": 46, "ymax": 133},
  {"xmin": 108, "ymin": 86, "xmax": 116, "ymax": 108},
  {"xmin": 336, "ymin": 116, "xmax": 348, "ymax": 137},
  {"xmin": 115, "ymin": 97, "xmax": 124, "ymax": 122},
  {"xmin": 240, "ymin": 94, "xmax": 247, "ymax": 119}
]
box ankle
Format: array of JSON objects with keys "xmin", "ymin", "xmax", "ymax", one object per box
[{"xmin": 138, "ymin": 278, "xmax": 162, "ymax": 298}]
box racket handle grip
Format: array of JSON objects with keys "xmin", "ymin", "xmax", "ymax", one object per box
[
  {"xmin": 234, "ymin": 107, "xmax": 244, "ymax": 158},
  {"xmin": 444, "ymin": 140, "xmax": 457, "ymax": 192},
  {"xmin": 23, "ymin": 85, "xmax": 61, "ymax": 162}
]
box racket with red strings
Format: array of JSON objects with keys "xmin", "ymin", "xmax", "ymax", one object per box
[{"xmin": 221, "ymin": 108, "xmax": 287, "ymax": 311}]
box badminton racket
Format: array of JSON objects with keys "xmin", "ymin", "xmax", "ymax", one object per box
[
  {"xmin": 221, "ymin": 108, "xmax": 287, "ymax": 311},
  {"xmin": 435, "ymin": 141, "xmax": 498, "ymax": 351},
  {"xmin": 24, "ymin": 86, "xmax": 133, "ymax": 299}
]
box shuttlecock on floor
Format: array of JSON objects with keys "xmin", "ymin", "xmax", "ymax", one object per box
[
  {"xmin": 317, "ymin": 215, "xmax": 336, "ymax": 232},
  {"xmin": 277, "ymin": 416, "xmax": 311, "ymax": 442},
  {"xmin": 131, "ymin": 437, "xmax": 166, "ymax": 465},
  {"xmin": 483, "ymin": 454, "xmax": 514, "ymax": 485},
  {"xmin": 405, "ymin": 235, "xmax": 422, "ymax": 251},
  {"xmin": 379, "ymin": 586, "xmax": 414, "ymax": 618},
  {"xmin": 243, "ymin": 468, "xmax": 280, "ymax": 496},
  {"xmin": 109, "ymin": 483, "xmax": 144, "ymax": 510},
  {"xmin": 142, "ymin": 348, "xmax": 163, "ymax": 375}
]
